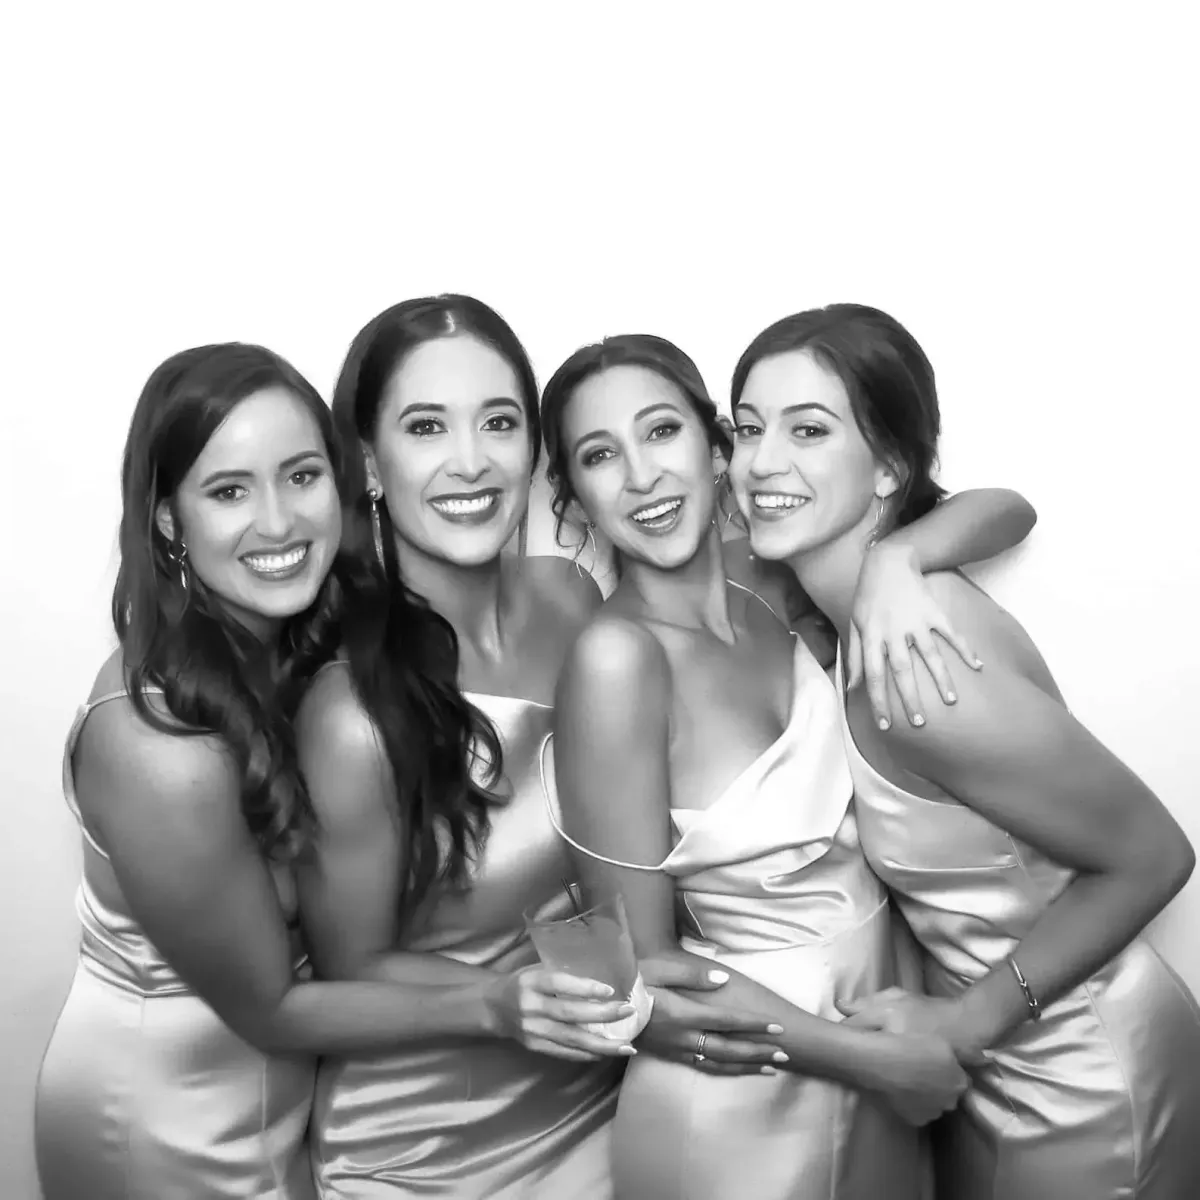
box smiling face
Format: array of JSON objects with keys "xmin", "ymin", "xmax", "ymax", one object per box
[
  {"xmin": 365, "ymin": 333, "xmax": 533, "ymax": 568},
  {"xmin": 157, "ymin": 386, "xmax": 341, "ymax": 636},
  {"xmin": 729, "ymin": 350, "xmax": 897, "ymax": 563},
  {"xmin": 561, "ymin": 364, "xmax": 723, "ymax": 571}
]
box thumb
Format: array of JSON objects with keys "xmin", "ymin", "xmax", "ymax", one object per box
[
  {"xmin": 847, "ymin": 623, "xmax": 864, "ymax": 690},
  {"xmin": 642, "ymin": 958, "xmax": 730, "ymax": 991}
]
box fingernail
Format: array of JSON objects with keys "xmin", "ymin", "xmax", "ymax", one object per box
[
  {"xmin": 708, "ymin": 970, "xmax": 730, "ymax": 984},
  {"xmin": 618, "ymin": 1004, "xmax": 636, "ymax": 1016},
  {"xmin": 772, "ymin": 1051, "xmax": 790, "ymax": 1063},
  {"xmin": 973, "ymin": 658, "xmax": 984, "ymax": 669},
  {"xmin": 878, "ymin": 717, "xmax": 890, "ymax": 731},
  {"xmin": 766, "ymin": 1023, "xmax": 784, "ymax": 1035},
  {"xmin": 946, "ymin": 692, "xmax": 957, "ymax": 703},
  {"xmin": 760, "ymin": 1065, "xmax": 778, "ymax": 1076},
  {"xmin": 619, "ymin": 1045, "xmax": 637, "ymax": 1056},
  {"xmin": 911, "ymin": 714, "xmax": 925, "ymax": 727},
  {"xmin": 597, "ymin": 985, "xmax": 614, "ymax": 997}
]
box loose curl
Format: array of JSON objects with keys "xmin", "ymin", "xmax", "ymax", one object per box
[
  {"xmin": 540, "ymin": 334, "xmax": 733, "ymax": 547},
  {"xmin": 331, "ymin": 294, "xmax": 541, "ymax": 924},
  {"xmin": 731, "ymin": 304, "xmax": 947, "ymax": 528},
  {"xmin": 113, "ymin": 343, "xmax": 343, "ymax": 861}
]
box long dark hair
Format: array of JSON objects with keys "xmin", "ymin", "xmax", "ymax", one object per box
[
  {"xmin": 113, "ymin": 343, "xmax": 342, "ymax": 859},
  {"xmin": 731, "ymin": 304, "xmax": 946, "ymax": 527},
  {"xmin": 540, "ymin": 333, "xmax": 733, "ymax": 545},
  {"xmin": 331, "ymin": 294, "xmax": 541, "ymax": 923}
]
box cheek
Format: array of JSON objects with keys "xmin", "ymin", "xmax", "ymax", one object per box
[{"xmin": 178, "ymin": 500, "xmax": 244, "ymax": 560}]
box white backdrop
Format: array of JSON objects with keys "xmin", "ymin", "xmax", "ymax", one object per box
[{"xmin": 3, "ymin": 5, "xmax": 1197, "ymax": 1198}]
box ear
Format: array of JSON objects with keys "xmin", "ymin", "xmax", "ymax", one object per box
[
  {"xmin": 155, "ymin": 500, "xmax": 176, "ymax": 543},
  {"xmin": 362, "ymin": 446, "xmax": 382, "ymax": 496},
  {"xmin": 874, "ymin": 463, "xmax": 901, "ymax": 501}
]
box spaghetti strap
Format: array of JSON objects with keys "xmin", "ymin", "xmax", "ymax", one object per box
[
  {"xmin": 537, "ymin": 732, "xmax": 665, "ymax": 873},
  {"xmin": 63, "ymin": 686, "xmax": 167, "ymax": 859},
  {"xmin": 726, "ymin": 577, "xmax": 790, "ymax": 630}
]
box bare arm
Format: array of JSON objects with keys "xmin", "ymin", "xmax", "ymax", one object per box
[
  {"xmin": 294, "ymin": 666, "xmax": 634, "ymax": 1062},
  {"xmin": 849, "ymin": 574, "xmax": 1193, "ymax": 1053},
  {"xmin": 553, "ymin": 619, "xmax": 968, "ymax": 1117},
  {"xmin": 77, "ymin": 699, "xmax": 494, "ymax": 1057},
  {"xmin": 850, "ymin": 488, "xmax": 1038, "ymax": 727}
]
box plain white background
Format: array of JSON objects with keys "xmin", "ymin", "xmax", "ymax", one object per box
[{"xmin": 3, "ymin": 5, "xmax": 1197, "ymax": 1198}]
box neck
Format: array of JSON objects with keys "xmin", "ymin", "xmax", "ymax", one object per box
[
  {"xmin": 620, "ymin": 525, "xmax": 735, "ymax": 640},
  {"xmin": 394, "ymin": 539, "xmax": 507, "ymax": 660},
  {"xmin": 786, "ymin": 525, "xmax": 871, "ymax": 649}
]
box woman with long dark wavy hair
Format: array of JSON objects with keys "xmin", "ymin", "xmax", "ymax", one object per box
[
  {"xmin": 293, "ymin": 296, "xmax": 687, "ymax": 1199},
  {"xmin": 35, "ymin": 344, "xmax": 550, "ymax": 1200},
  {"xmin": 728, "ymin": 304, "xmax": 1200, "ymax": 1198},
  {"xmin": 537, "ymin": 332, "xmax": 1038, "ymax": 1199}
]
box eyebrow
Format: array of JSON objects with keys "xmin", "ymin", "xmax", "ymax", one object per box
[
  {"xmin": 199, "ymin": 450, "xmax": 325, "ymax": 488},
  {"xmin": 396, "ymin": 397, "xmax": 523, "ymax": 421},
  {"xmin": 570, "ymin": 402, "xmax": 681, "ymax": 456},
  {"xmin": 734, "ymin": 401, "xmax": 841, "ymax": 421}
]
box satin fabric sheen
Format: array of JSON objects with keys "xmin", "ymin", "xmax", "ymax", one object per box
[
  {"xmin": 545, "ymin": 638, "xmax": 925, "ymax": 1200},
  {"xmin": 35, "ymin": 693, "xmax": 316, "ymax": 1199},
  {"xmin": 836, "ymin": 657, "xmax": 1200, "ymax": 1199},
  {"xmin": 310, "ymin": 692, "xmax": 622, "ymax": 1198}
]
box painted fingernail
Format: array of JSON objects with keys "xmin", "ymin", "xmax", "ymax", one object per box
[
  {"xmin": 946, "ymin": 692, "xmax": 957, "ymax": 703},
  {"xmin": 973, "ymin": 658, "xmax": 984, "ymax": 669},
  {"xmin": 617, "ymin": 1004, "xmax": 636, "ymax": 1016},
  {"xmin": 878, "ymin": 717, "xmax": 891, "ymax": 731},
  {"xmin": 767, "ymin": 1024, "xmax": 784, "ymax": 1035},
  {"xmin": 911, "ymin": 714, "xmax": 925, "ymax": 727},
  {"xmin": 708, "ymin": 969, "xmax": 730, "ymax": 984},
  {"xmin": 760, "ymin": 1065, "xmax": 778, "ymax": 1076},
  {"xmin": 772, "ymin": 1051, "xmax": 790, "ymax": 1063},
  {"xmin": 596, "ymin": 985, "xmax": 615, "ymax": 997}
]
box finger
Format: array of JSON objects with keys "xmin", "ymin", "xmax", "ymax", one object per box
[
  {"xmin": 536, "ymin": 997, "xmax": 635, "ymax": 1025},
  {"xmin": 682, "ymin": 1007, "xmax": 783, "ymax": 1035},
  {"xmin": 847, "ymin": 624, "xmax": 864, "ymax": 691},
  {"xmin": 939, "ymin": 624, "xmax": 984, "ymax": 671},
  {"xmin": 524, "ymin": 1020, "xmax": 636, "ymax": 1059},
  {"xmin": 643, "ymin": 960, "xmax": 731, "ymax": 991},
  {"xmin": 534, "ymin": 971, "xmax": 615, "ymax": 999},
  {"xmin": 911, "ymin": 634, "xmax": 958, "ymax": 707},
  {"xmin": 525, "ymin": 1039, "xmax": 604, "ymax": 1063},
  {"xmin": 842, "ymin": 1011, "xmax": 888, "ymax": 1030},
  {"xmin": 863, "ymin": 642, "xmax": 892, "ymax": 730},
  {"xmin": 697, "ymin": 1035, "xmax": 789, "ymax": 1067},
  {"xmin": 885, "ymin": 641, "xmax": 925, "ymax": 727},
  {"xmin": 693, "ymin": 1059, "xmax": 781, "ymax": 1077}
]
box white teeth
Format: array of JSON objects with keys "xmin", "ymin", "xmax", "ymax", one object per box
[
  {"xmin": 753, "ymin": 494, "xmax": 806, "ymax": 510},
  {"xmin": 632, "ymin": 499, "xmax": 683, "ymax": 523},
  {"xmin": 243, "ymin": 545, "xmax": 307, "ymax": 572},
  {"xmin": 431, "ymin": 495, "xmax": 496, "ymax": 515}
]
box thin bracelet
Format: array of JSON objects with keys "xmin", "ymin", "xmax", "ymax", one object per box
[{"xmin": 1006, "ymin": 955, "xmax": 1041, "ymax": 1021}]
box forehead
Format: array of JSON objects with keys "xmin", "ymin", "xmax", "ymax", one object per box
[
  {"xmin": 384, "ymin": 334, "xmax": 521, "ymax": 410},
  {"xmin": 565, "ymin": 365, "xmax": 689, "ymax": 434},
  {"xmin": 188, "ymin": 387, "xmax": 325, "ymax": 478},
  {"xmin": 738, "ymin": 351, "xmax": 851, "ymax": 417}
]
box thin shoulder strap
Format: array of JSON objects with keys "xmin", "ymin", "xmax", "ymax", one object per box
[
  {"xmin": 727, "ymin": 577, "xmax": 790, "ymax": 630},
  {"xmin": 64, "ymin": 686, "xmax": 167, "ymax": 858},
  {"xmin": 537, "ymin": 732, "xmax": 665, "ymax": 873}
]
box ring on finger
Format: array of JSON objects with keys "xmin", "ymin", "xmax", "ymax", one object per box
[{"xmin": 691, "ymin": 1030, "xmax": 708, "ymax": 1065}]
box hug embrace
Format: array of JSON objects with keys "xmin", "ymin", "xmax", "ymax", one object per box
[{"xmin": 36, "ymin": 297, "xmax": 1200, "ymax": 1199}]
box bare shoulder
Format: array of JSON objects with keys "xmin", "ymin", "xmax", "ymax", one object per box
[
  {"xmin": 295, "ymin": 662, "xmax": 379, "ymax": 756},
  {"xmin": 518, "ymin": 553, "xmax": 603, "ymax": 621},
  {"xmin": 559, "ymin": 613, "xmax": 670, "ymax": 706}
]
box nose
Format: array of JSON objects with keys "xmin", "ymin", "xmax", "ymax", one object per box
[
  {"xmin": 623, "ymin": 443, "xmax": 663, "ymax": 495},
  {"xmin": 747, "ymin": 428, "xmax": 790, "ymax": 481},
  {"xmin": 254, "ymin": 484, "xmax": 294, "ymax": 541},
  {"xmin": 446, "ymin": 427, "xmax": 487, "ymax": 483}
]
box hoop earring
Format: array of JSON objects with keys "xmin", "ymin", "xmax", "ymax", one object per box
[
  {"xmin": 167, "ymin": 542, "xmax": 190, "ymax": 591},
  {"xmin": 368, "ymin": 488, "xmax": 387, "ymax": 571},
  {"xmin": 866, "ymin": 495, "xmax": 888, "ymax": 548}
]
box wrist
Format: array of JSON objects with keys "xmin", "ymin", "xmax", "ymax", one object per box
[
  {"xmin": 475, "ymin": 975, "xmax": 510, "ymax": 1040},
  {"xmin": 868, "ymin": 535, "xmax": 921, "ymax": 574},
  {"xmin": 956, "ymin": 975, "xmax": 1022, "ymax": 1051}
]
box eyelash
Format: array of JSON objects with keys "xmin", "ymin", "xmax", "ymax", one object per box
[
  {"xmin": 405, "ymin": 414, "xmax": 523, "ymax": 437},
  {"xmin": 734, "ymin": 422, "xmax": 827, "ymax": 439},
  {"xmin": 580, "ymin": 420, "xmax": 682, "ymax": 469}
]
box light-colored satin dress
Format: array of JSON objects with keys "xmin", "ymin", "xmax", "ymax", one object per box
[
  {"xmin": 836, "ymin": 664, "xmax": 1200, "ymax": 1199},
  {"xmin": 544, "ymin": 638, "xmax": 924, "ymax": 1200},
  {"xmin": 35, "ymin": 691, "xmax": 316, "ymax": 1200},
  {"xmin": 310, "ymin": 692, "xmax": 622, "ymax": 1199}
]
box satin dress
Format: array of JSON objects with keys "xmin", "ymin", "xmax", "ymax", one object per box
[
  {"xmin": 836, "ymin": 660, "xmax": 1200, "ymax": 1199},
  {"xmin": 35, "ymin": 691, "xmax": 316, "ymax": 1200},
  {"xmin": 544, "ymin": 637, "xmax": 924, "ymax": 1200},
  {"xmin": 310, "ymin": 692, "xmax": 622, "ymax": 1199}
]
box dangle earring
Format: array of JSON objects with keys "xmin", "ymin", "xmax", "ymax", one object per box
[
  {"xmin": 167, "ymin": 542, "xmax": 190, "ymax": 591},
  {"xmin": 574, "ymin": 520, "xmax": 598, "ymax": 579},
  {"xmin": 866, "ymin": 494, "xmax": 889, "ymax": 548},
  {"xmin": 367, "ymin": 487, "xmax": 387, "ymax": 571}
]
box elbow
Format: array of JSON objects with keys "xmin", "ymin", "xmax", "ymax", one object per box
[
  {"xmin": 1161, "ymin": 831, "xmax": 1195, "ymax": 899},
  {"xmin": 1003, "ymin": 489, "xmax": 1038, "ymax": 540},
  {"xmin": 1128, "ymin": 826, "xmax": 1195, "ymax": 912}
]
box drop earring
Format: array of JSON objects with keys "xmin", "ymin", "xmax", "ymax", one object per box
[
  {"xmin": 167, "ymin": 542, "xmax": 190, "ymax": 591},
  {"xmin": 368, "ymin": 487, "xmax": 387, "ymax": 571},
  {"xmin": 574, "ymin": 520, "xmax": 598, "ymax": 579},
  {"xmin": 866, "ymin": 494, "xmax": 889, "ymax": 548}
]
